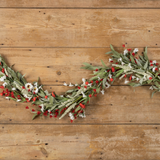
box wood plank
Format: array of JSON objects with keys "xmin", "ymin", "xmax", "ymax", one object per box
[
  {"xmin": 0, "ymin": 0, "xmax": 160, "ymax": 8},
  {"xmin": 0, "ymin": 124, "xmax": 160, "ymax": 159},
  {"xmin": 0, "ymin": 47, "xmax": 160, "ymax": 85},
  {"xmin": 0, "ymin": 86, "xmax": 160, "ymax": 124},
  {"xmin": 0, "ymin": 9, "xmax": 160, "ymax": 47}
]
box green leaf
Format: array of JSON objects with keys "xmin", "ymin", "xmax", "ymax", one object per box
[
  {"xmin": 151, "ymin": 90, "xmax": 158, "ymax": 98},
  {"xmin": 143, "ymin": 46, "xmax": 148, "ymax": 61},
  {"xmin": 105, "ymin": 51, "xmax": 112, "ymax": 54},
  {"xmin": 144, "ymin": 61, "xmax": 148, "ymax": 70},
  {"xmin": 101, "ymin": 60, "xmax": 107, "ymax": 67},
  {"xmin": 32, "ymin": 113, "xmax": 39, "ymax": 120},
  {"xmin": 49, "ymin": 95, "xmax": 54, "ymax": 104},
  {"xmin": 75, "ymin": 106, "xmax": 81, "ymax": 112}
]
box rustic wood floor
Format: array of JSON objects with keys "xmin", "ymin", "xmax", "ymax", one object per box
[{"xmin": 1, "ymin": 1, "xmax": 160, "ymax": 159}]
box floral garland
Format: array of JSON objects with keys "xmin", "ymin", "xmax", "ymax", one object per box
[{"xmin": 0, "ymin": 45, "xmax": 159, "ymax": 122}]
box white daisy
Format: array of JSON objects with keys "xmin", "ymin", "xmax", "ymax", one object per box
[
  {"xmin": 101, "ymin": 90, "xmax": 105, "ymax": 95},
  {"xmin": 109, "ymin": 58, "xmax": 113, "ymax": 62},
  {"xmin": 12, "ymin": 88, "xmax": 16, "ymax": 91},
  {"xmin": 2, "ymin": 82, "xmax": 7, "ymax": 87},
  {"xmin": 81, "ymin": 91, "xmax": 86, "ymax": 98},
  {"xmin": 149, "ymin": 86, "xmax": 154, "ymax": 90},
  {"xmin": 153, "ymin": 60, "xmax": 157, "ymax": 64},
  {"xmin": 124, "ymin": 49, "xmax": 128, "ymax": 55},
  {"xmin": 128, "ymin": 63, "xmax": 132, "ymax": 69},
  {"xmin": 60, "ymin": 95, "xmax": 64, "ymax": 97},
  {"xmin": 69, "ymin": 83, "xmax": 74, "ymax": 87},
  {"xmin": 63, "ymin": 82, "xmax": 67, "ymax": 86},
  {"xmin": 133, "ymin": 48, "xmax": 138, "ymax": 53},
  {"xmin": 124, "ymin": 79, "xmax": 129, "ymax": 84},
  {"xmin": 82, "ymin": 78, "xmax": 86, "ymax": 85},
  {"xmin": 32, "ymin": 85, "xmax": 39, "ymax": 94},
  {"xmin": 25, "ymin": 83, "xmax": 33, "ymax": 91},
  {"xmin": 0, "ymin": 75, "xmax": 6, "ymax": 82},
  {"xmin": 40, "ymin": 104, "xmax": 44, "ymax": 112}
]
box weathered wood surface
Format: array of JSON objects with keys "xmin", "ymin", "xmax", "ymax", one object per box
[
  {"xmin": 0, "ymin": 125, "xmax": 160, "ymax": 160},
  {"xmin": 0, "ymin": 0, "xmax": 160, "ymax": 8},
  {"xmin": 1, "ymin": 1, "xmax": 160, "ymax": 159},
  {"xmin": 0, "ymin": 48, "xmax": 160, "ymax": 85},
  {"xmin": 0, "ymin": 9, "xmax": 160, "ymax": 47},
  {"xmin": 0, "ymin": 86, "xmax": 160, "ymax": 124}
]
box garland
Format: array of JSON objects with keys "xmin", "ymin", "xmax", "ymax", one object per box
[{"xmin": 0, "ymin": 45, "xmax": 159, "ymax": 122}]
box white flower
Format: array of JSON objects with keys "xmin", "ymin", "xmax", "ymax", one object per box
[
  {"xmin": 69, "ymin": 112, "xmax": 74, "ymax": 120},
  {"xmin": 136, "ymin": 77, "xmax": 139, "ymax": 81},
  {"xmin": 133, "ymin": 48, "xmax": 138, "ymax": 53},
  {"xmin": 118, "ymin": 58, "xmax": 122, "ymax": 62},
  {"xmin": 123, "ymin": 49, "xmax": 128, "ymax": 55},
  {"xmin": 38, "ymin": 85, "xmax": 42, "ymax": 89},
  {"xmin": 69, "ymin": 83, "xmax": 74, "ymax": 87},
  {"xmin": 17, "ymin": 99, "xmax": 21, "ymax": 102},
  {"xmin": 82, "ymin": 78, "xmax": 86, "ymax": 85},
  {"xmin": 98, "ymin": 77, "xmax": 101, "ymax": 80},
  {"xmin": 124, "ymin": 79, "xmax": 129, "ymax": 84},
  {"xmin": 2, "ymin": 82, "xmax": 7, "ymax": 87},
  {"xmin": 149, "ymin": 86, "xmax": 154, "ymax": 90},
  {"xmin": 101, "ymin": 90, "xmax": 105, "ymax": 95},
  {"xmin": 6, "ymin": 97, "xmax": 10, "ymax": 100},
  {"xmin": 75, "ymin": 84, "xmax": 78, "ymax": 86},
  {"xmin": 79, "ymin": 113, "xmax": 86, "ymax": 118},
  {"xmin": 32, "ymin": 85, "xmax": 39, "ymax": 94},
  {"xmin": 12, "ymin": 88, "xmax": 16, "ymax": 91},
  {"xmin": 23, "ymin": 94, "xmax": 32, "ymax": 101},
  {"xmin": 152, "ymin": 67, "xmax": 156, "ymax": 72},
  {"xmin": 34, "ymin": 82, "xmax": 38, "ymax": 86},
  {"xmin": 106, "ymin": 82, "xmax": 110, "ymax": 88},
  {"xmin": 132, "ymin": 76, "xmax": 136, "ymax": 79},
  {"xmin": 60, "ymin": 95, "xmax": 64, "ymax": 97},
  {"xmin": 25, "ymin": 83, "xmax": 33, "ymax": 91},
  {"xmin": 121, "ymin": 62, "xmax": 125, "ymax": 65},
  {"xmin": 0, "ymin": 75, "xmax": 6, "ymax": 82},
  {"xmin": 153, "ymin": 60, "xmax": 156, "ymax": 64},
  {"xmin": 88, "ymin": 83, "xmax": 92, "ymax": 87},
  {"xmin": 109, "ymin": 58, "xmax": 113, "ymax": 62},
  {"xmin": 81, "ymin": 91, "xmax": 86, "ymax": 98},
  {"xmin": 128, "ymin": 63, "xmax": 132, "ymax": 69},
  {"xmin": 40, "ymin": 104, "xmax": 44, "ymax": 112},
  {"xmin": 108, "ymin": 74, "xmax": 112, "ymax": 78},
  {"xmin": 63, "ymin": 82, "xmax": 67, "ymax": 86}
]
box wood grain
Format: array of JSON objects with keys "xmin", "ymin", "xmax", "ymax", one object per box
[
  {"xmin": 0, "ymin": 0, "xmax": 160, "ymax": 8},
  {"xmin": 0, "ymin": 47, "xmax": 160, "ymax": 85},
  {"xmin": 0, "ymin": 9, "xmax": 160, "ymax": 47},
  {"xmin": 0, "ymin": 86, "xmax": 160, "ymax": 124},
  {"xmin": 0, "ymin": 125, "xmax": 160, "ymax": 160}
]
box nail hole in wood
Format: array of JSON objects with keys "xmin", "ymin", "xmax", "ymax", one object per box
[
  {"xmin": 56, "ymin": 80, "xmax": 58, "ymax": 82},
  {"xmin": 1, "ymin": 44, "xmax": 4, "ymax": 45},
  {"xmin": 57, "ymin": 71, "xmax": 61, "ymax": 75},
  {"xmin": 130, "ymin": 120, "xmax": 132, "ymax": 122},
  {"xmin": 47, "ymin": 66, "xmax": 50, "ymax": 68},
  {"xmin": 148, "ymin": 30, "xmax": 150, "ymax": 32},
  {"xmin": 45, "ymin": 143, "xmax": 48, "ymax": 145}
]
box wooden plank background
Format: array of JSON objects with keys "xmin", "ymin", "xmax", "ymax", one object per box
[{"xmin": 1, "ymin": 1, "xmax": 160, "ymax": 159}]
